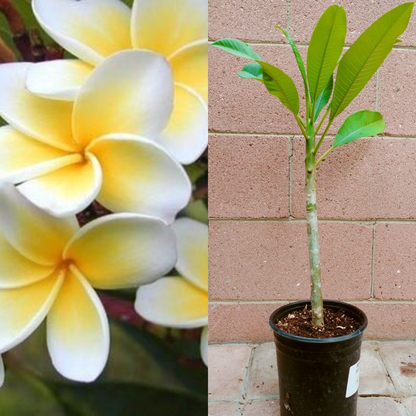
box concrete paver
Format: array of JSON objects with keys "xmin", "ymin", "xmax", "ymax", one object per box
[
  {"xmin": 243, "ymin": 400, "xmax": 280, "ymax": 415},
  {"xmin": 208, "ymin": 344, "xmax": 252, "ymax": 401},
  {"xmin": 246, "ymin": 343, "xmax": 279, "ymax": 400},
  {"xmin": 209, "ymin": 341, "xmax": 416, "ymax": 415},
  {"xmin": 377, "ymin": 341, "xmax": 416, "ymax": 397},
  {"xmin": 357, "ymin": 397, "xmax": 405, "ymax": 416},
  {"xmin": 402, "ymin": 396, "xmax": 416, "ymax": 415},
  {"xmin": 208, "ymin": 402, "xmax": 242, "ymax": 416},
  {"xmin": 359, "ymin": 342, "xmax": 395, "ymax": 396}
]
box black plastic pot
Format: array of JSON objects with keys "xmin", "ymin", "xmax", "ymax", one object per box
[{"xmin": 269, "ymin": 300, "xmax": 368, "ymax": 416}]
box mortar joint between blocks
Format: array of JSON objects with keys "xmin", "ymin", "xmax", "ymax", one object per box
[
  {"xmin": 210, "ymin": 131, "xmax": 416, "ymax": 140},
  {"xmin": 289, "ymin": 135, "xmax": 294, "ymax": 219},
  {"xmin": 209, "ymin": 39, "xmax": 415, "ymax": 50},
  {"xmin": 287, "ymin": 0, "xmax": 292, "ymax": 34},
  {"xmin": 208, "ymin": 217, "xmax": 416, "ymax": 225},
  {"xmin": 371, "ymin": 221, "xmax": 377, "ymax": 299},
  {"xmin": 209, "ymin": 299, "xmax": 416, "ymax": 305}
]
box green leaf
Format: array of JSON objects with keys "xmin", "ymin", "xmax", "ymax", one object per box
[
  {"xmin": 9, "ymin": 320, "xmax": 207, "ymax": 399},
  {"xmin": 212, "ymin": 39, "xmax": 299, "ymax": 114},
  {"xmin": 185, "ymin": 162, "xmax": 207, "ymax": 184},
  {"xmin": 184, "ymin": 200, "xmax": 208, "ymax": 223},
  {"xmin": 333, "ymin": 110, "xmax": 385, "ymax": 147},
  {"xmin": 211, "ymin": 38, "xmax": 261, "ymax": 60},
  {"xmin": 331, "ymin": 2, "xmax": 414, "ymax": 120},
  {"xmin": 275, "ymin": 25, "xmax": 308, "ymax": 97},
  {"xmin": 257, "ymin": 61, "xmax": 299, "ymax": 114},
  {"xmin": 0, "ymin": 370, "xmax": 65, "ymax": 416},
  {"xmin": 117, "ymin": 322, "xmax": 207, "ymax": 400},
  {"xmin": 49, "ymin": 383, "xmax": 207, "ymax": 416},
  {"xmin": 313, "ymin": 75, "xmax": 333, "ymax": 121},
  {"xmin": 237, "ymin": 62, "xmax": 263, "ymax": 81},
  {"xmin": 307, "ymin": 5, "xmax": 346, "ymax": 104},
  {"xmin": 169, "ymin": 332, "xmax": 204, "ymax": 360}
]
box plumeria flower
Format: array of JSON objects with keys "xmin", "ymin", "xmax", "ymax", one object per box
[
  {"xmin": 0, "ymin": 183, "xmax": 177, "ymax": 382},
  {"xmin": 0, "ymin": 50, "xmax": 191, "ymax": 220},
  {"xmin": 135, "ymin": 218, "xmax": 208, "ymax": 365},
  {"xmin": 30, "ymin": 0, "xmax": 208, "ymax": 164}
]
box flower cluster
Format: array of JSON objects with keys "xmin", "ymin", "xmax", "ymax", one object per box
[{"xmin": 0, "ymin": 0, "xmax": 207, "ymax": 383}]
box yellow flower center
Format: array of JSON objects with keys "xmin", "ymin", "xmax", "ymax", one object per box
[{"xmin": 58, "ymin": 259, "xmax": 73, "ymax": 274}]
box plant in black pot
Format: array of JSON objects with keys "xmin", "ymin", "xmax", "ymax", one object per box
[{"xmin": 212, "ymin": 3, "xmax": 414, "ymax": 415}]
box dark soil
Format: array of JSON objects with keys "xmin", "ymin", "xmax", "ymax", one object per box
[{"xmin": 275, "ymin": 305, "xmax": 361, "ymax": 338}]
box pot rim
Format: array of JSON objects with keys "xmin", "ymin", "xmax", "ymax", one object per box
[{"xmin": 269, "ymin": 299, "xmax": 368, "ymax": 344}]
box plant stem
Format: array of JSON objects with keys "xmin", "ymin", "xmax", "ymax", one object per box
[
  {"xmin": 315, "ymin": 104, "xmax": 331, "ymax": 135},
  {"xmin": 0, "ymin": 0, "xmax": 34, "ymax": 62},
  {"xmin": 0, "ymin": 0, "xmax": 25, "ymax": 35},
  {"xmin": 306, "ymin": 89, "xmax": 312, "ymax": 122},
  {"xmin": 296, "ymin": 115, "xmax": 308, "ymax": 139},
  {"xmin": 193, "ymin": 184, "xmax": 208, "ymax": 200},
  {"xmin": 305, "ymin": 122, "xmax": 324, "ymax": 327},
  {"xmin": 0, "ymin": 35, "xmax": 16, "ymax": 62},
  {"xmin": 315, "ymin": 147, "xmax": 334, "ymax": 167},
  {"xmin": 314, "ymin": 117, "xmax": 333, "ymax": 156}
]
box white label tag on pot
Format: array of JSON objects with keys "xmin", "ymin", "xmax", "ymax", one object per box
[{"xmin": 345, "ymin": 360, "xmax": 360, "ymax": 398}]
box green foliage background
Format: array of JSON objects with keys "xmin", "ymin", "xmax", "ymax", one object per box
[{"xmin": 0, "ymin": 1, "xmax": 208, "ymax": 414}]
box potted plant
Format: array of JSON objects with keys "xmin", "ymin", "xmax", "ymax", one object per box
[{"xmin": 212, "ymin": 3, "xmax": 414, "ymax": 415}]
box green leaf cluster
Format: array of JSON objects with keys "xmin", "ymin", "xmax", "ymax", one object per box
[{"xmin": 212, "ymin": 2, "xmax": 414, "ymax": 158}]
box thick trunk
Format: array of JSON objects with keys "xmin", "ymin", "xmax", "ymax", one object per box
[{"xmin": 305, "ymin": 127, "xmax": 324, "ymax": 326}]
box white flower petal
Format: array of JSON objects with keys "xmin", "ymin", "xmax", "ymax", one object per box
[
  {"xmin": 73, "ymin": 50, "xmax": 173, "ymax": 148},
  {"xmin": 173, "ymin": 218, "xmax": 208, "ymax": 292},
  {"xmin": 170, "ymin": 40, "xmax": 208, "ymax": 103},
  {"xmin": 0, "ymin": 63, "xmax": 77, "ymax": 152},
  {"xmin": 0, "ymin": 183, "xmax": 79, "ymax": 266},
  {"xmin": 0, "ymin": 271, "xmax": 64, "ymax": 353},
  {"xmin": 47, "ymin": 265, "xmax": 109, "ymax": 382},
  {"xmin": 88, "ymin": 134, "xmax": 191, "ymax": 222},
  {"xmin": 0, "ymin": 126, "xmax": 82, "ymax": 184},
  {"xmin": 26, "ymin": 60, "xmax": 93, "ymax": 101},
  {"xmin": 201, "ymin": 326, "xmax": 208, "ymax": 366},
  {"xmin": 158, "ymin": 84, "xmax": 207, "ymax": 165},
  {"xmin": 0, "ymin": 230, "xmax": 55, "ymax": 289},
  {"xmin": 32, "ymin": 0, "xmax": 131, "ymax": 66},
  {"xmin": 135, "ymin": 277, "xmax": 208, "ymax": 329},
  {"xmin": 18, "ymin": 153, "xmax": 102, "ymax": 217},
  {"xmin": 131, "ymin": 0, "xmax": 208, "ymax": 57},
  {"xmin": 64, "ymin": 213, "xmax": 176, "ymax": 289}
]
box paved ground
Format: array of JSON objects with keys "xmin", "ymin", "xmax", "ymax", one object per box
[{"xmin": 208, "ymin": 340, "xmax": 416, "ymax": 415}]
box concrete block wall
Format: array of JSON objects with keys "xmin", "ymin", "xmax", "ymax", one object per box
[{"xmin": 208, "ymin": 0, "xmax": 416, "ymax": 342}]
